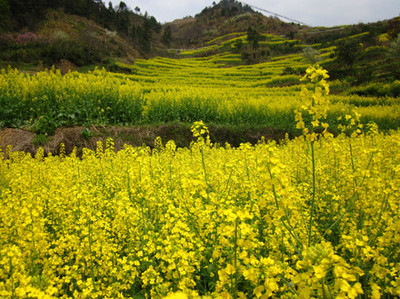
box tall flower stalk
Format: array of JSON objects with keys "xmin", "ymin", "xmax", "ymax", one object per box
[{"xmin": 295, "ymin": 65, "xmax": 330, "ymax": 246}]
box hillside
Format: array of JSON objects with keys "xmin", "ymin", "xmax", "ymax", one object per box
[
  {"xmin": 0, "ymin": 0, "xmax": 399, "ymax": 82},
  {"xmin": 3, "ymin": 10, "xmax": 143, "ymax": 70},
  {"xmin": 0, "ymin": 0, "xmax": 309, "ymax": 68},
  {"xmin": 0, "ymin": 0, "xmax": 163, "ymax": 69},
  {"xmin": 164, "ymin": 0, "xmax": 304, "ymax": 48}
]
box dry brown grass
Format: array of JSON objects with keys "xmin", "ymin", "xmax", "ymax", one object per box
[
  {"xmin": 0, "ymin": 125, "xmax": 287, "ymax": 157},
  {"xmin": 0, "ymin": 128, "xmax": 35, "ymax": 154}
]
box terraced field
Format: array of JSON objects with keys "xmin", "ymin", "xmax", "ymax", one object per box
[
  {"xmin": 1, "ymin": 44, "xmax": 399, "ymax": 136},
  {"xmin": 1, "ymin": 34, "xmax": 400, "ymax": 298}
]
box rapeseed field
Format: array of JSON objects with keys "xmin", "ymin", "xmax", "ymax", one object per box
[
  {"xmin": 1, "ymin": 55, "xmax": 400, "ymax": 135},
  {"xmin": 1, "ymin": 67, "xmax": 399, "ymax": 298}
]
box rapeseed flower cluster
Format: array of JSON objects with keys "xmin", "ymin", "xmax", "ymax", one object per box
[
  {"xmin": 295, "ymin": 65, "xmax": 331, "ymax": 140},
  {"xmin": 1, "ymin": 116, "xmax": 400, "ymax": 298}
]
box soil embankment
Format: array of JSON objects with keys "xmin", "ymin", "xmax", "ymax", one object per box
[{"xmin": 0, "ymin": 125, "xmax": 289, "ymax": 157}]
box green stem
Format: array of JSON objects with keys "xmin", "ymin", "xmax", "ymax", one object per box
[
  {"xmin": 308, "ymin": 140, "xmax": 316, "ymax": 247},
  {"xmin": 321, "ymin": 280, "xmax": 327, "ymax": 299},
  {"xmin": 266, "ymin": 162, "xmax": 302, "ymax": 247},
  {"xmin": 10, "ymin": 256, "xmax": 15, "ymax": 299},
  {"xmin": 200, "ymin": 145, "xmax": 211, "ymax": 203},
  {"xmin": 233, "ymin": 218, "xmax": 238, "ymax": 299},
  {"xmin": 370, "ymin": 191, "xmax": 389, "ymax": 246},
  {"xmin": 88, "ymin": 217, "xmax": 94, "ymax": 280}
]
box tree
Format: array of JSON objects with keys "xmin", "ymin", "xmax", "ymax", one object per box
[
  {"xmin": 388, "ymin": 34, "xmax": 400, "ymax": 78},
  {"xmin": 233, "ymin": 38, "xmax": 243, "ymax": 52},
  {"xmin": 116, "ymin": 1, "xmax": 129, "ymax": 35},
  {"xmin": 302, "ymin": 46, "xmax": 321, "ymax": 65},
  {"xmin": 0, "ymin": 0, "xmax": 11, "ymax": 32},
  {"xmin": 149, "ymin": 15, "xmax": 161, "ymax": 33},
  {"xmin": 247, "ymin": 26, "xmax": 261, "ymax": 50},
  {"xmin": 65, "ymin": 0, "xmax": 87, "ymax": 16},
  {"xmin": 162, "ymin": 25, "xmax": 172, "ymax": 46},
  {"xmin": 135, "ymin": 14, "xmax": 152, "ymax": 53},
  {"xmin": 334, "ymin": 39, "xmax": 362, "ymax": 73},
  {"xmin": 388, "ymin": 34, "xmax": 400, "ymax": 60},
  {"xmin": 118, "ymin": 1, "xmax": 127, "ymax": 12},
  {"xmin": 387, "ymin": 17, "xmax": 400, "ymax": 39}
]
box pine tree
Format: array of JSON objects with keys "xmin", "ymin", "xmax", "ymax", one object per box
[{"xmin": 0, "ymin": 0, "xmax": 11, "ymax": 32}]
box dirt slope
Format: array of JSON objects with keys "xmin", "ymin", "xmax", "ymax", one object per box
[{"xmin": 0, "ymin": 125, "xmax": 288, "ymax": 157}]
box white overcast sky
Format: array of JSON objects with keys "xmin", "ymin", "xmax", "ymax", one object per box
[{"xmin": 110, "ymin": 0, "xmax": 399, "ymax": 27}]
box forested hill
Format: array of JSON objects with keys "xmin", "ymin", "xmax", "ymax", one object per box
[
  {"xmin": 0, "ymin": 0, "xmax": 301, "ymax": 54},
  {"xmin": 0, "ymin": 0, "xmax": 399, "ymax": 77},
  {"xmin": 1, "ymin": 0, "xmax": 161, "ymax": 39},
  {"xmin": 165, "ymin": 0, "xmax": 304, "ymax": 48},
  {"xmin": 0, "ymin": 0, "xmax": 303, "ymax": 68},
  {"xmin": 0, "ymin": 0, "xmax": 163, "ymax": 67}
]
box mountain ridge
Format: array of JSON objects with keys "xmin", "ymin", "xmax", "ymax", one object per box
[{"xmin": 0, "ymin": 0, "xmax": 398, "ymax": 72}]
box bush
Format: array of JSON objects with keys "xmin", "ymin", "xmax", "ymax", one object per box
[{"xmin": 345, "ymin": 81, "xmax": 400, "ymax": 97}]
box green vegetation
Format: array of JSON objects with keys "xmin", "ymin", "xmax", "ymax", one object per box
[
  {"xmin": 1, "ymin": 50, "xmax": 399, "ymax": 136},
  {"xmin": 32, "ymin": 133, "xmax": 47, "ymax": 146},
  {"xmin": 334, "ymin": 39, "xmax": 363, "ymax": 73}
]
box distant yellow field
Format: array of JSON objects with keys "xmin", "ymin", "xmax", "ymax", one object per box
[{"xmin": 1, "ymin": 53, "xmax": 399, "ymax": 135}]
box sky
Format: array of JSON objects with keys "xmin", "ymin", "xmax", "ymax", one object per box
[{"xmin": 110, "ymin": 0, "xmax": 399, "ymax": 27}]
